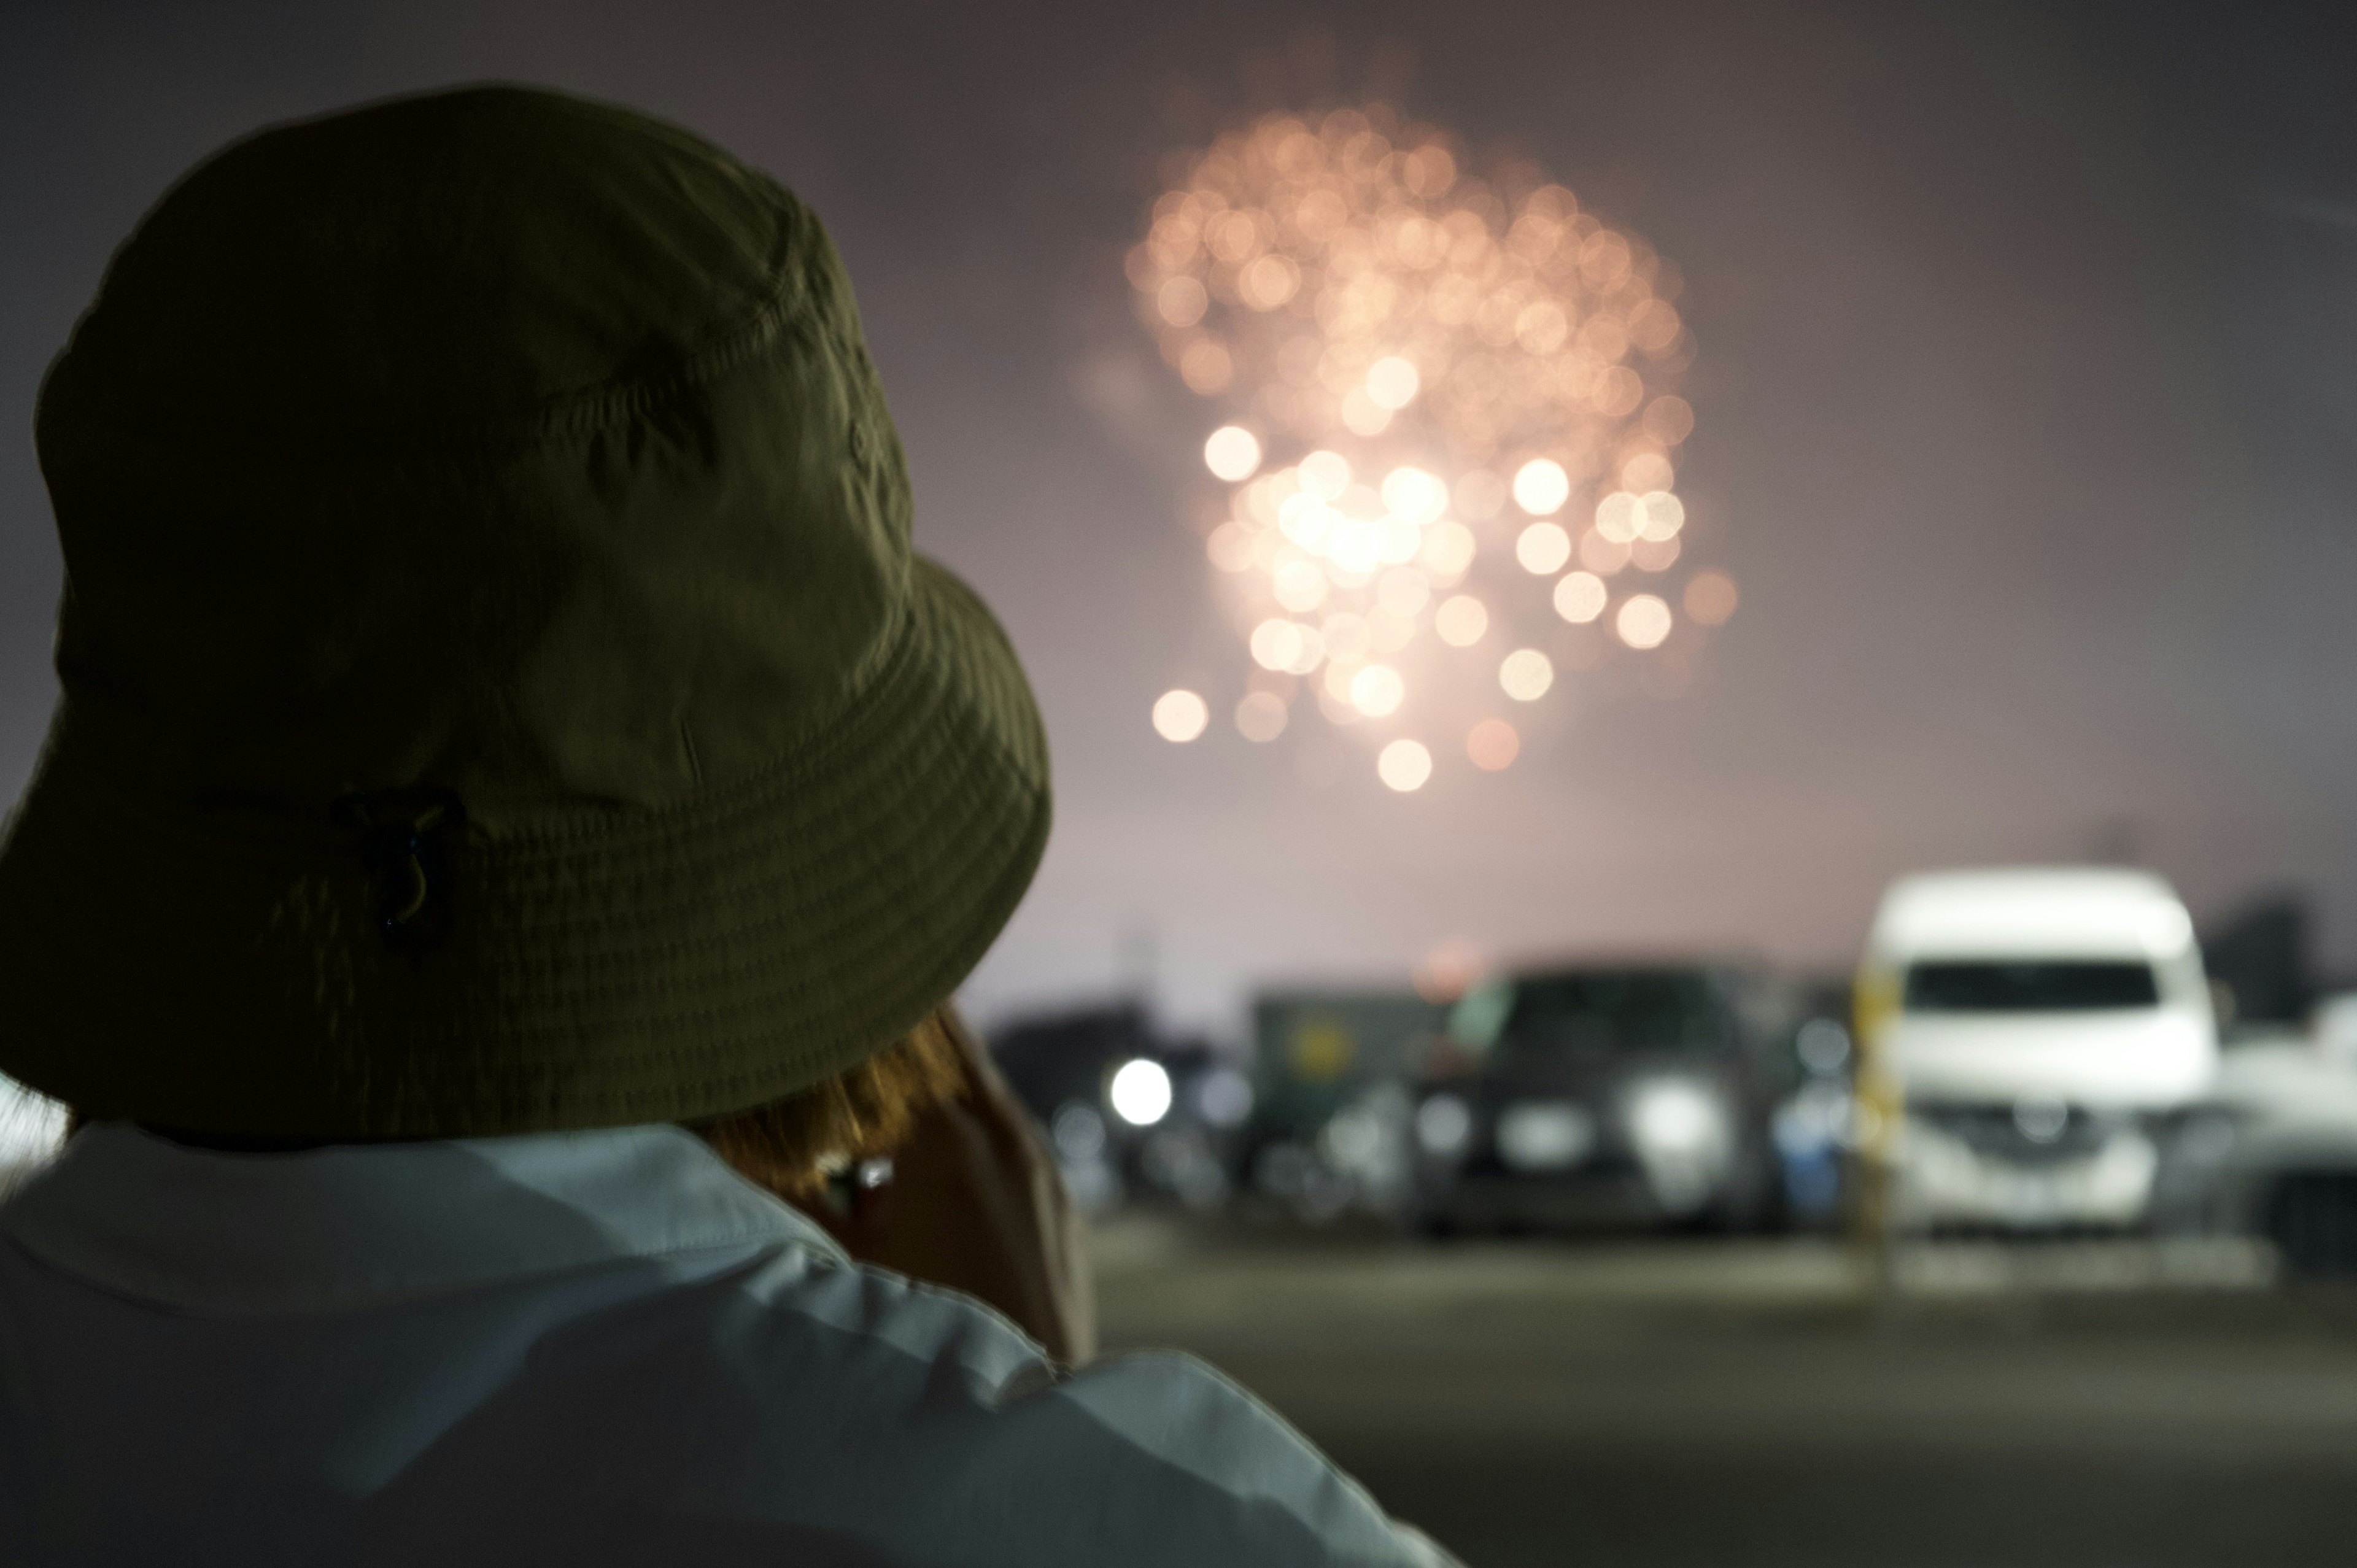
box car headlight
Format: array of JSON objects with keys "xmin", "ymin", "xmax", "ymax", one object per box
[
  {"xmin": 1624, "ymin": 1077, "xmax": 1735, "ymax": 1215},
  {"xmin": 1625, "ymin": 1078, "xmax": 1728, "ymax": 1159},
  {"xmin": 1414, "ymin": 1092, "xmax": 1474, "ymax": 1156},
  {"xmin": 1107, "ymin": 1058, "xmax": 1173, "ymax": 1127}
]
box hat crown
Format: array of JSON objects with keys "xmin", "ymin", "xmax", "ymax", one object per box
[{"xmin": 37, "ymin": 85, "xmax": 909, "ymax": 822}]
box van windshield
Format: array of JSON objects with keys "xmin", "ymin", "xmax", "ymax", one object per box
[
  {"xmin": 1502, "ymin": 970, "xmax": 1727, "ymax": 1054},
  {"xmin": 1903, "ymin": 960, "xmax": 2159, "ymax": 1012}
]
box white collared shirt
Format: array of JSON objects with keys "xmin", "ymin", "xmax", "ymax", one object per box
[{"xmin": 0, "ymin": 1123, "xmax": 1450, "ymax": 1566}]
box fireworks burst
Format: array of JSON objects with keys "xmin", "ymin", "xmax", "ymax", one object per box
[{"xmin": 1132, "ymin": 104, "xmax": 1738, "ymax": 788}]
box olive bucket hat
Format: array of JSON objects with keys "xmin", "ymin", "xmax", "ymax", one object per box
[{"xmin": 0, "ymin": 85, "xmax": 1051, "ymax": 1137}]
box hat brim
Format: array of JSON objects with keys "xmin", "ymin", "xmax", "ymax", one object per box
[{"xmin": 0, "ymin": 555, "xmax": 1051, "ymax": 1137}]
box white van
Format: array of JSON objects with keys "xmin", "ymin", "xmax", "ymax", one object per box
[{"xmin": 1857, "ymin": 868, "xmax": 2216, "ymax": 1228}]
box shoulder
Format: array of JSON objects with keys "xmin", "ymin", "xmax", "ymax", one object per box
[{"xmin": 650, "ymin": 1245, "xmax": 1450, "ymax": 1566}]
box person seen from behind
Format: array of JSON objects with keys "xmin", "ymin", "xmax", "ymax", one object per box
[{"xmin": 0, "ymin": 85, "xmax": 1455, "ymax": 1566}]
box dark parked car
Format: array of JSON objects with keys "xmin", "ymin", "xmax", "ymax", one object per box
[{"xmin": 1411, "ymin": 963, "xmax": 1798, "ymax": 1234}]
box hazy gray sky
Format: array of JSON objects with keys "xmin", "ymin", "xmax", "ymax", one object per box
[{"xmin": 4, "ymin": 1, "xmax": 2352, "ymax": 1032}]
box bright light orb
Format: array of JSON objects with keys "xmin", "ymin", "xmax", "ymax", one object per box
[
  {"xmin": 1235, "ymin": 690, "xmax": 1289, "ymax": 741},
  {"xmin": 1250, "ymin": 618, "xmax": 1304, "ymax": 671},
  {"xmin": 1466, "ymin": 719, "xmax": 1520, "ymax": 771},
  {"xmin": 1512, "ymin": 458, "xmax": 1571, "ymax": 516},
  {"xmin": 1553, "ymin": 570, "xmax": 1608, "ymax": 624},
  {"xmin": 1515, "ymin": 522, "xmax": 1572, "ymax": 575},
  {"xmin": 1616, "ymin": 594, "xmax": 1674, "ymax": 649},
  {"xmin": 1349, "ymin": 663, "xmax": 1406, "ymax": 717},
  {"xmin": 1638, "ymin": 490, "xmax": 1686, "ymax": 541},
  {"xmin": 1151, "ymin": 689, "xmax": 1210, "ymax": 741},
  {"xmin": 1595, "ymin": 491, "xmax": 1643, "ymax": 543},
  {"xmin": 1109, "ymin": 1057, "xmax": 1174, "ymax": 1127},
  {"xmin": 1499, "ymin": 649, "xmax": 1555, "ymax": 702},
  {"xmin": 1380, "ymin": 466, "xmax": 1448, "ymax": 525},
  {"xmin": 1203, "ymin": 425, "xmax": 1263, "ymax": 482},
  {"xmin": 1377, "ymin": 739, "xmax": 1433, "ymax": 792},
  {"xmin": 1366, "ymin": 355, "xmax": 1422, "ymax": 410},
  {"xmin": 1298, "ymin": 449, "xmax": 1352, "ymax": 500},
  {"xmin": 1435, "ymin": 595, "xmax": 1490, "ymax": 647}
]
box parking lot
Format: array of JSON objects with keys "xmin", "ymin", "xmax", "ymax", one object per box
[{"xmin": 1094, "ymin": 1220, "xmax": 2357, "ymax": 1567}]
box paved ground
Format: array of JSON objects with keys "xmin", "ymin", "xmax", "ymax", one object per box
[{"xmin": 1091, "ymin": 1218, "xmax": 2357, "ymax": 1567}]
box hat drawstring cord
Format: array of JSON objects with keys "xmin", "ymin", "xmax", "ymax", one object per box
[{"xmin": 328, "ymin": 789, "xmax": 468, "ymax": 954}]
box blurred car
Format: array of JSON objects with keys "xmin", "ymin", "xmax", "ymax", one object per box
[
  {"xmin": 1409, "ymin": 963, "xmax": 1794, "ymax": 1234},
  {"xmin": 2153, "ymin": 994, "xmax": 2357, "ymax": 1278},
  {"xmin": 986, "ymin": 1002, "xmax": 1252, "ymax": 1214},
  {"xmin": 1237, "ymin": 989, "xmax": 1447, "ymax": 1224},
  {"xmin": 1857, "ymin": 868, "xmax": 2217, "ymax": 1230}
]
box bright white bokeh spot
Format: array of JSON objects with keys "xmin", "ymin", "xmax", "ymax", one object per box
[
  {"xmin": 1616, "ymin": 593, "xmax": 1674, "ymax": 649},
  {"xmin": 1203, "ymin": 425, "xmax": 1262, "ymax": 482},
  {"xmin": 1349, "ymin": 663, "xmax": 1406, "ymax": 717},
  {"xmin": 1298, "ymin": 449, "xmax": 1352, "ymax": 500},
  {"xmin": 1512, "ymin": 458, "xmax": 1571, "ymax": 516},
  {"xmin": 1515, "ymin": 522, "xmax": 1572, "ymax": 574},
  {"xmin": 1638, "ymin": 490, "xmax": 1686, "ymax": 541},
  {"xmin": 1109, "ymin": 1057, "xmax": 1174, "ymax": 1127},
  {"xmin": 1151, "ymin": 689, "xmax": 1210, "ymax": 741},
  {"xmin": 1377, "ymin": 738, "xmax": 1434, "ymax": 792},
  {"xmin": 1554, "ymin": 570, "xmax": 1608, "ymax": 623},
  {"xmin": 1366, "ymin": 355, "xmax": 1422, "ymax": 410},
  {"xmin": 1434, "ymin": 595, "xmax": 1489, "ymax": 647},
  {"xmin": 1380, "ymin": 466, "xmax": 1448, "ymax": 525},
  {"xmin": 1594, "ymin": 490, "xmax": 1643, "ymax": 543},
  {"xmin": 1499, "ymin": 648, "xmax": 1555, "ymax": 702},
  {"xmin": 1278, "ymin": 491, "xmax": 1332, "ymax": 548},
  {"xmin": 1249, "ymin": 618, "xmax": 1303, "ymax": 671}
]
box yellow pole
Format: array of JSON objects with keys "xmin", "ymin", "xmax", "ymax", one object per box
[{"xmin": 1850, "ymin": 967, "xmax": 1904, "ymax": 1296}]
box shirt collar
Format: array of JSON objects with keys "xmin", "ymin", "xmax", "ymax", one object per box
[{"xmin": 0, "ymin": 1121, "xmax": 843, "ymax": 1315}]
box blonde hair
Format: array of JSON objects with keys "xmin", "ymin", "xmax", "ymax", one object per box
[{"xmin": 686, "ymin": 1009, "xmax": 967, "ymax": 1200}]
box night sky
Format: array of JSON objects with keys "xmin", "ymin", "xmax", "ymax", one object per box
[{"xmin": 4, "ymin": 2, "xmax": 2352, "ymax": 1032}]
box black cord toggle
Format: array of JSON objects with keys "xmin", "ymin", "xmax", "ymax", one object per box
[{"xmin": 328, "ymin": 788, "xmax": 468, "ymax": 953}]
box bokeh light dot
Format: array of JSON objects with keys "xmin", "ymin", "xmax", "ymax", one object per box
[
  {"xmin": 1512, "ymin": 458, "xmax": 1571, "ymax": 516},
  {"xmin": 1203, "ymin": 425, "xmax": 1262, "ymax": 481},
  {"xmin": 1377, "ymin": 740, "xmax": 1433, "ymax": 792},
  {"xmin": 1685, "ymin": 571, "xmax": 1740, "ymax": 625},
  {"xmin": 1616, "ymin": 594, "xmax": 1674, "ymax": 649},
  {"xmin": 1466, "ymin": 719, "xmax": 1520, "ymax": 771},
  {"xmin": 1299, "ymin": 450, "xmax": 1352, "ymax": 500},
  {"xmin": 1554, "ymin": 570, "xmax": 1608, "ymax": 623},
  {"xmin": 1499, "ymin": 649, "xmax": 1554, "ymax": 701},
  {"xmin": 1366, "ymin": 356, "xmax": 1422, "ymax": 411},
  {"xmin": 1515, "ymin": 522, "xmax": 1573, "ymax": 575},
  {"xmin": 1349, "ymin": 663, "xmax": 1406, "ymax": 717},
  {"xmin": 1235, "ymin": 691, "xmax": 1289, "ymax": 742},
  {"xmin": 1151, "ymin": 689, "xmax": 1210, "ymax": 742},
  {"xmin": 1435, "ymin": 595, "xmax": 1490, "ymax": 647}
]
